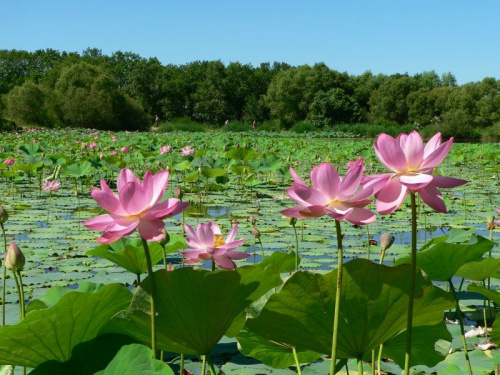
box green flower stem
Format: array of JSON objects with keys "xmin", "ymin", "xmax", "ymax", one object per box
[
  {"xmin": 329, "ymin": 219, "xmax": 343, "ymax": 375},
  {"xmin": 488, "ymin": 228, "xmax": 493, "ymax": 321},
  {"xmin": 11, "ymin": 271, "xmax": 23, "ymax": 319},
  {"xmin": 449, "ymin": 279, "xmax": 472, "ymax": 375},
  {"xmin": 211, "ymin": 258, "xmax": 215, "ymax": 272},
  {"xmin": 403, "ymin": 192, "xmax": 417, "ymax": 375},
  {"xmin": 161, "ymin": 245, "xmax": 167, "ymax": 270},
  {"xmin": 47, "ymin": 191, "xmax": 52, "ymax": 224},
  {"xmin": 357, "ymin": 357, "xmax": 363, "ymax": 375},
  {"xmin": 292, "ymin": 223, "xmax": 299, "ymax": 271},
  {"xmin": 376, "ymin": 251, "xmax": 385, "ymax": 375},
  {"xmin": 366, "ymin": 225, "xmax": 371, "ymax": 260},
  {"xmin": 258, "ymin": 238, "xmax": 265, "ymax": 259},
  {"xmin": 180, "ymin": 353, "xmax": 185, "ymax": 374},
  {"xmin": 141, "ymin": 238, "xmax": 157, "ymax": 358},
  {"xmin": 377, "ymin": 344, "xmax": 383, "ymax": 375},
  {"xmin": 292, "ymin": 347, "xmax": 302, "ymax": 375},
  {"xmin": 201, "ymin": 355, "xmax": 207, "ymax": 375},
  {"xmin": 1, "ymin": 223, "xmax": 7, "ymax": 326},
  {"xmin": 207, "ymin": 354, "xmax": 217, "ymax": 375},
  {"xmin": 371, "ymin": 350, "xmax": 375, "ymax": 375},
  {"xmin": 17, "ymin": 271, "xmax": 25, "ymax": 320}
]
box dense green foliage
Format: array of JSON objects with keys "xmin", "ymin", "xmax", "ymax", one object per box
[{"xmin": 1, "ymin": 48, "xmax": 500, "ymax": 137}]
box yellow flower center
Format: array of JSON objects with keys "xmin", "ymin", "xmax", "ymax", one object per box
[{"xmin": 214, "ymin": 234, "xmax": 226, "ymax": 248}]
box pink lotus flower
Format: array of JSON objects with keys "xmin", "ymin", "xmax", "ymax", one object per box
[
  {"xmin": 160, "ymin": 145, "xmax": 172, "ymax": 155},
  {"xmin": 495, "ymin": 205, "xmax": 500, "ymax": 226},
  {"xmin": 111, "ymin": 150, "xmax": 118, "ymax": 155},
  {"xmin": 88, "ymin": 142, "xmax": 97, "ymax": 150},
  {"xmin": 121, "ymin": 146, "xmax": 130, "ymax": 153},
  {"xmin": 280, "ymin": 163, "xmax": 377, "ymax": 225},
  {"xmin": 346, "ymin": 157, "xmax": 366, "ymax": 174},
  {"xmin": 43, "ymin": 180, "xmax": 60, "ymax": 192},
  {"xmin": 182, "ymin": 222, "xmax": 249, "ymax": 269},
  {"xmin": 83, "ymin": 168, "xmax": 188, "ymax": 244},
  {"xmin": 111, "ymin": 136, "xmax": 116, "ymax": 142},
  {"xmin": 181, "ymin": 146, "xmax": 195, "ymax": 157},
  {"xmin": 367, "ymin": 131, "xmax": 467, "ymax": 214},
  {"xmin": 3, "ymin": 158, "xmax": 15, "ymax": 167}
]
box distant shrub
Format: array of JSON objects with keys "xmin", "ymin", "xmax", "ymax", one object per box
[
  {"xmin": 290, "ymin": 121, "xmax": 317, "ymax": 134},
  {"xmin": 420, "ymin": 123, "xmax": 480, "ymax": 142},
  {"xmin": 481, "ymin": 123, "xmax": 500, "ymax": 143},
  {"xmin": 258, "ymin": 120, "xmax": 282, "ymax": 132},
  {"xmin": 160, "ymin": 122, "xmax": 206, "ymax": 132},
  {"xmin": 223, "ymin": 121, "xmax": 251, "ymax": 132}
]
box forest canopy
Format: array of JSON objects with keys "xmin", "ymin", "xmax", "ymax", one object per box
[{"xmin": 1, "ymin": 48, "xmax": 499, "ymax": 137}]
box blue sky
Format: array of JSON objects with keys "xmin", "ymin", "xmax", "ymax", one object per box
[{"xmin": 2, "ymin": 0, "xmax": 499, "ymax": 84}]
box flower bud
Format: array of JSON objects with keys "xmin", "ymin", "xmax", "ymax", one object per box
[
  {"xmin": 167, "ymin": 263, "xmax": 175, "ymax": 271},
  {"xmin": 249, "ymin": 216, "xmax": 256, "ymax": 225},
  {"xmin": 284, "ymin": 216, "xmax": 297, "ymax": 226},
  {"xmin": 159, "ymin": 228, "xmax": 170, "ymax": 247},
  {"xmin": 252, "ymin": 226, "xmax": 261, "ymax": 238},
  {"xmin": 5, "ymin": 242, "xmax": 25, "ymax": 272},
  {"xmin": 0, "ymin": 205, "xmax": 8, "ymax": 224},
  {"xmin": 487, "ymin": 215, "xmax": 496, "ymax": 230},
  {"xmin": 174, "ymin": 187, "xmax": 184, "ymax": 200},
  {"xmin": 380, "ymin": 233, "xmax": 395, "ymax": 252}
]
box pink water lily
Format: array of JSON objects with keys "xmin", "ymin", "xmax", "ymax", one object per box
[
  {"xmin": 181, "ymin": 145, "xmax": 195, "ymax": 157},
  {"xmin": 182, "ymin": 222, "xmax": 249, "ymax": 269},
  {"xmin": 3, "ymin": 158, "xmax": 15, "ymax": 167},
  {"xmin": 42, "ymin": 180, "xmax": 60, "ymax": 192},
  {"xmin": 83, "ymin": 168, "xmax": 188, "ymax": 244},
  {"xmin": 346, "ymin": 157, "xmax": 366, "ymax": 173},
  {"xmin": 367, "ymin": 131, "xmax": 467, "ymax": 214},
  {"xmin": 280, "ymin": 162, "xmax": 378, "ymax": 225},
  {"xmin": 160, "ymin": 145, "xmax": 172, "ymax": 155}
]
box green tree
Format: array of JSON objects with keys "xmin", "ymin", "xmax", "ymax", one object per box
[
  {"xmin": 310, "ymin": 88, "xmax": 362, "ymax": 127},
  {"xmin": 3, "ymin": 80, "xmax": 55, "ymax": 126},
  {"xmin": 369, "ymin": 75, "xmax": 419, "ymax": 124},
  {"xmin": 54, "ymin": 62, "xmax": 148, "ymax": 130}
]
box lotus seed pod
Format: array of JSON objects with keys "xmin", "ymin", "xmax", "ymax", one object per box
[
  {"xmin": 0, "ymin": 205, "xmax": 8, "ymax": 224},
  {"xmin": 174, "ymin": 187, "xmax": 184, "ymax": 200},
  {"xmin": 5, "ymin": 242, "xmax": 25, "ymax": 272},
  {"xmin": 380, "ymin": 233, "xmax": 395, "ymax": 252},
  {"xmin": 487, "ymin": 215, "xmax": 496, "ymax": 230},
  {"xmin": 285, "ymin": 216, "xmax": 297, "ymax": 226},
  {"xmin": 159, "ymin": 228, "xmax": 170, "ymax": 247},
  {"xmin": 252, "ymin": 226, "xmax": 261, "ymax": 238},
  {"xmin": 249, "ymin": 216, "xmax": 256, "ymax": 225}
]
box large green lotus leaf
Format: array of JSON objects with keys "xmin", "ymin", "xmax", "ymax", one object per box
[
  {"xmin": 380, "ymin": 321, "xmax": 452, "ymax": 368},
  {"xmin": 26, "ymin": 281, "xmax": 105, "ymax": 314},
  {"xmin": 0, "ymin": 284, "xmax": 132, "ymax": 368},
  {"xmin": 226, "ymin": 147, "xmax": 258, "ymax": 161},
  {"xmin": 162, "ymin": 234, "xmax": 186, "ymax": 255},
  {"xmin": 237, "ymin": 329, "xmax": 322, "ymax": 369},
  {"xmin": 420, "ymin": 349, "xmax": 495, "ymax": 374},
  {"xmin": 104, "ymin": 265, "xmax": 282, "ymax": 355},
  {"xmin": 258, "ymin": 251, "xmax": 298, "ymax": 273},
  {"xmin": 467, "ymin": 284, "xmax": 500, "ymax": 305},
  {"xmin": 246, "ymin": 259, "xmax": 454, "ymax": 360},
  {"xmin": 95, "ymin": 344, "xmax": 174, "ymax": 375},
  {"xmin": 467, "ymin": 284, "xmax": 500, "ymax": 346},
  {"xmin": 456, "ymin": 258, "xmax": 500, "ymax": 281},
  {"xmin": 30, "ymin": 334, "xmax": 136, "ymax": 375},
  {"xmin": 86, "ymin": 239, "xmax": 165, "ymax": 275},
  {"xmin": 65, "ymin": 161, "xmax": 92, "ymax": 178},
  {"xmin": 396, "ymin": 235, "xmax": 495, "ymax": 281}
]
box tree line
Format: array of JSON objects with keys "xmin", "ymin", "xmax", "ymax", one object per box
[{"xmin": 1, "ymin": 48, "xmax": 499, "ymax": 135}]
